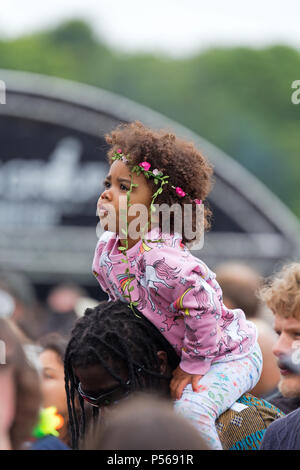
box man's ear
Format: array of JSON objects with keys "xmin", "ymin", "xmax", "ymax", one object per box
[{"xmin": 156, "ymin": 350, "xmax": 168, "ymax": 374}]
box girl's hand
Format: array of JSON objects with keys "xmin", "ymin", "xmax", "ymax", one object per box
[{"xmin": 170, "ymin": 366, "xmax": 203, "ymax": 400}]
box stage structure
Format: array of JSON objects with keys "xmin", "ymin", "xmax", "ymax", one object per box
[{"xmin": 0, "ymin": 70, "xmax": 299, "ymax": 296}]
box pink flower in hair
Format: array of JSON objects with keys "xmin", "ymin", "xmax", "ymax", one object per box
[
  {"xmin": 139, "ymin": 162, "xmax": 151, "ymax": 171},
  {"xmin": 117, "ymin": 148, "xmax": 122, "ymax": 154},
  {"xmin": 194, "ymin": 199, "xmax": 202, "ymax": 205},
  {"xmin": 175, "ymin": 187, "xmax": 186, "ymax": 197}
]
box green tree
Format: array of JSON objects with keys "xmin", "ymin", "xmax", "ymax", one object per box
[{"xmin": 0, "ymin": 20, "xmax": 299, "ymax": 218}]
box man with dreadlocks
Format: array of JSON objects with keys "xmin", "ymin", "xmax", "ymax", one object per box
[{"xmin": 64, "ymin": 300, "xmax": 284, "ymax": 450}]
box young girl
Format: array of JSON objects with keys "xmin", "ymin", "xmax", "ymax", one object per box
[{"xmin": 92, "ymin": 121, "xmax": 262, "ymax": 450}]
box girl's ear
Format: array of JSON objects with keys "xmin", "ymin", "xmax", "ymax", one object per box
[{"xmin": 156, "ymin": 350, "xmax": 168, "ymax": 374}]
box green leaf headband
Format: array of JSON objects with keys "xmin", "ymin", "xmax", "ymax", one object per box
[{"xmin": 112, "ymin": 149, "xmax": 203, "ymax": 207}]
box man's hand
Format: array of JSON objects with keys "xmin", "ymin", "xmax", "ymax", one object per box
[{"xmin": 170, "ymin": 365, "xmax": 203, "ymax": 400}]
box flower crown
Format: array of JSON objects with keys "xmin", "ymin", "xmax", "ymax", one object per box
[{"xmin": 112, "ymin": 148, "xmax": 202, "ymax": 206}]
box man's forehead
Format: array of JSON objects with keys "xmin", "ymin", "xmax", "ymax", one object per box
[{"xmin": 274, "ymin": 314, "xmax": 300, "ymax": 330}]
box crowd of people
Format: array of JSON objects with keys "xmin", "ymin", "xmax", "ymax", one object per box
[
  {"xmin": 0, "ymin": 260, "xmax": 299, "ymax": 451},
  {"xmin": 1, "ymin": 122, "xmax": 299, "ymax": 451}
]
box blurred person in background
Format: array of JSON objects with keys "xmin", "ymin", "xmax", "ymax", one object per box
[
  {"xmin": 259, "ymin": 262, "xmax": 300, "ymax": 415},
  {"xmin": 215, "ymin": 262, "xmax": 270, "ymax": 321},
  {"xmin": 44, "ymin": 282, "xmax": 88, "ymax": 338},
  {"xmin": 0, "ymin": 270, "xmax": 47, "ymax": 341},
  {"xmin": 84, "ymin": 393, "xmax": 208, "ymax": 450},
  {"xmin": 37, "ymin": 333, "xmax": 70, "ymax": 448},
  {"xmin": 259, "ymin": 263, "xmax": 300, "ymax": 450},
  {"xmin": 0, "ymin": 272, "xmax": 95, "ymax": 340},
  {"xmin": 215, "ymin": 262, "xmax": 280, "ymax": 397},
  {"xmin": 0, "ymin": 318, "xmax": 42, "ymax": 450},
  {"xmin": 0, "ymin": 284, "xmax": 48, "ymax": 372}
]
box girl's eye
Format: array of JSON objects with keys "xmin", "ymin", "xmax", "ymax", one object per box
[{"xmin": 103, "ymin": 181, "xmax": 128, "ymax": 191}]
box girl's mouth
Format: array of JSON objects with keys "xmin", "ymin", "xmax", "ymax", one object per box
[
  {"xmin": 98, "ymin": 204, "xmax": 110, "ymax": 217},
  {"xmin": 99, "ymin": 209, "xmax": 109, "ymax": 217}
]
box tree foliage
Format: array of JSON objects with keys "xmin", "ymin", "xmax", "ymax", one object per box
[{"xmin": 0, "ymin": 19, "xmax": 299, "ymax": 218}]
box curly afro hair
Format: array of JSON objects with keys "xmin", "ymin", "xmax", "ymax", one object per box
[
  {"xmin": 259, "ymin": 262, "xmax": 300, "ymax": 320},
  {"xmin": 105, "ymin": 121, "xmax": 214, "ymax": 245}
]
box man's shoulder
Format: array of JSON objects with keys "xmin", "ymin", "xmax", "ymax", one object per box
[
  {"xmin": 260, "ymin": 406, "xmax": 300, "ymax": 450},
  {"xmin": 264, "ymin": 389, "xmax": 300, "ymax": 415},
  {"xmin": 216, "ymin": 393, "xmax": 285, "ymax": 450},
  {"xmin": 273, "ymin": 406, "xmax": 300, "ymax": 426}
]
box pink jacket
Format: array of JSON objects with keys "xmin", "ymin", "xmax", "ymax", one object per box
[{"xmin": 92, "ymin": 227, "xmax": 257, "ymax": 375}]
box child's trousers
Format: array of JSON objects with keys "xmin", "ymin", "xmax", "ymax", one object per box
[{"xmin": 173, "ymin": 342, "xmax": 263, "ymax": 450}]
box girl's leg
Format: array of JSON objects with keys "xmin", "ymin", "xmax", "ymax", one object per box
[{"xmin": 174, "ymin": 342, "xmax": 263, "ymax": 450}]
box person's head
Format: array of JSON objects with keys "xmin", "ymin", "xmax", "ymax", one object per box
[
  {"xmin": 0, "ymin": 319, "xmax": 42, "ymax": 449},
  {"xmin": 98, "ymin": 121, "xmax": 213, "ymax": 245},
  {"xmin": 259, "ymin": 262, "xmax": 300, "ymax": 398},
  {"xmin": 215, "ymin": 262, "xmax": 263, "ymax": 318},
  {"xmin": 84, "ymin": 393, "xmax": 207, "ymax": 450},
  {"xmin": 64, "ymin": 300, "xmax": 180, "ymax": 449},
  {"xmin": 47, "ymin": 283, "xmax": 87, "ymax": 315}
]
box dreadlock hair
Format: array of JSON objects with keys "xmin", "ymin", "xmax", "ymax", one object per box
[{"xmin": 64, "ymin": 300, "xmax": 180, "ymax": 449}]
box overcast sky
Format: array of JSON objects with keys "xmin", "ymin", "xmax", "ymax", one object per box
[{"xmin": 1, "ymin": 0, "xmax": 300, "ymax": 57}]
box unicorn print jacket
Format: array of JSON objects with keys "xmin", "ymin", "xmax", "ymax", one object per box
[{"xmin": 92, "ymin": 227, "xmax": 258, "ymax": 375}]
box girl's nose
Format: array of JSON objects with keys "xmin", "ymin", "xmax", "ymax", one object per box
[{"xmin": 100, "ymin": 187, "xmax": 112, "ymax": 201}]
